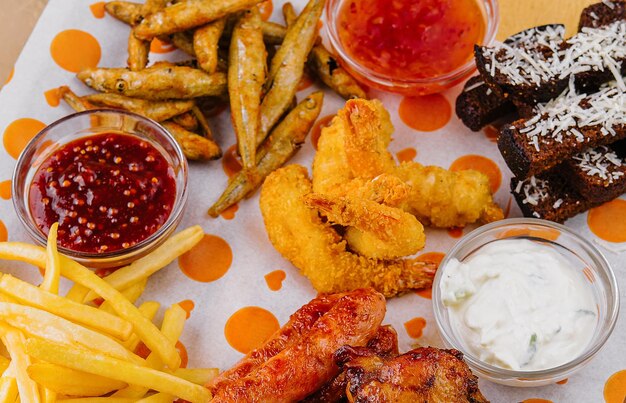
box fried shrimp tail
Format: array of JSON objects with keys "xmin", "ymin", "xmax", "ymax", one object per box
[
  {"xmin": 260, "ymin": 165, "xmax": 436, "ymax": 297},
  {"xmin": 304, "ymin": 193, "xmax": 425, "ymax": 259}
]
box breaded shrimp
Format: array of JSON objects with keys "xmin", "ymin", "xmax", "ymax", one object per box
[
  {"xmin": 303, "ymin": 193, "xmax": 425, "ymax": 259},
  {"xmin": 260, "ymin": 165, "xmax": 436, "ymax": 297},
  {"xmin": 210, "ymin": 289, "xmax": 386, "ymax": 402},
  {"xmin": 393, "ymin": 162, "xmax": 504, "ymax": 228}
]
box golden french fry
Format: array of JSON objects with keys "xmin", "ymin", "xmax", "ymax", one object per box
[
  {"xmin": 136, "ymin": 393, "xmax": 174, "ymax": 403},
  {"xmin": 83, "ymin": 226, "xmax": 203, "ymax": 303},
  {"xmin": 0, "ymin": 302, "xmax": 139, "ymax": 363},
  {"xmin": 84, "ymin": 93, "xmax": 196, "ymax": 122},
  {"xmin": 0, "ymin": 275, "xmax": 132, "ymax": 341},
  {"xmin": 64, "ymin": 284, "xmax": 90, "ymax": 303},
  {"xmin": 0, "ymin": 242, "xmax": 181, "ymax": 370},
  {"xmin": 42, "ymin": 387, "xmax": 56, "ymax": 403},
  {"xmin": 98, "ymin": 279, "xmax": 147, "ymax": 315},
  {"xmin": 0, "ymin": 325, "xmax": 40, "ymax": 403},
  {"xmin": 104, "ymin": 1, "xmax": 142, "ymax": 25},
  {"xmin": 209, "ymin": 91, "xmax": 323, "ymax": 216},
  {"xmin": 194, "ymin": 19, "xmax": 226, "ymax": 73},
  {"xmin": 122, "ymin": 301, "xmax": 160, "ymax": 351},
  {"xmin": 25, "ymin": 339, "xmax": 211, "ymax": 403},
  {"xmin": 27, "ymin": 363, "xmax": 127, "ymax": 397},
  {"xmin": 77, "ymin": 66, "xmax": 227, "ymax": 100},
  {"xmin": 0, "ymin": 357, "xmax": 9, "ymax": 376},
  {"xmin": 258, "ymin": 0, "xmax": 323, "ymax": 144},
  {"xmin": 171, "ymin": 368, "xmax": 219, "ymax": 385},
  {"xmin": 134, "ymin": 0, "xmax": 262, "ymax": 40},
  {"xmin": 0, "ymin": 377, "xmax": 18, "ymax": 403},
  {"xmin": 58, "ymin": 86, "xmax": 93, "ymax": 112},
  {"xmin": 41, "ymin": 223, "xmax": 60, "ymax": 294},
  {"xmin": 114, "ymin": 304, "xmax": 186, "ymax": 398},
  {"xmin": 229, "ymin": 7, "xmax": 266, "ymax": 170},
  {"xmin": 128, "ymin": 28, "xmax": 150, "ymax": 71},
  {"xmin": 171, "ymin": 111, "xmax": 199, "ymax": 132}
]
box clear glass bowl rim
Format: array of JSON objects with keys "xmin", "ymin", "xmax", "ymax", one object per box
[
  {"xmin": 324, "ymin": 0, "xmax": 501, "ymax": 88},
  {"xmin": 432, "ymin": 217, "xmax": 620, "ymax": 380},
  {"xmin": 12, "ymin": 108, "xmax": 189, "ymax": 261}
]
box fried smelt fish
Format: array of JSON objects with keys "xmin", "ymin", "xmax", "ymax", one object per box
[
  {"xmin": 194, "ymin": 19, "xmax": 226, "ymax": 73},
  {"xmin": 128, "ymin": 29, "xmax": 150, "ymax": 71},
  {"xmin": 77, "ymin": 66, "xmax": 227, "ymax": 100},
  {"xmin": 228, "ymin": 7, "xmax": 265, "ymax": 170},
  {"xmin": 134, "ymin": 0, "xmax": 262, "ymax": 40},
  {"xmin": 258, "ymin": 0, "xmax": 323, "ymax": 144},
  {"xmin": 58, "ymin": 86, "xmax": 93, "ymax": 112},
  {"xmin": 84, "ymin": 93, "xmax": 195, "ymax": 122},
  {"xmin": 105, "ymin": 1, "xmax": 142, "ymax": 25},
  {"xmin": 208, "ymin": 91, "xmax": 323, "ymax": 217},
  {"xmin": 260, "ymin": 165, "xmax": 436, "ymax": 297},
  {"xmin": 261, "ymin": 21, "xmax": 287, "ymax": 45},
  {"xmin": 162, "ymin": 122, "xmax": 221, "ymax": 161},
  {"xmin": 171, "ymin": 111, "xmax": 199, "ymax": 132},
  {"xmin": 210, "ymin": 289, "xmax": 385, "ymax": 402},
  {"xmin": 304, "ymin": 193, "xmax": 425, "ymax": 259},
  {"xmin": 283, "ymin": 2, "xmax": 367, "ymax": 100}
]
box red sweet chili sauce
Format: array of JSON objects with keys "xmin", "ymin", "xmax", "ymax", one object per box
[
  {"xmin": 29, "ymin": 133, "xmax": 176, "ymax": 253},
  {"xmin": 336, "ymin": 0, "xmax": 486, "ymax": 81}
]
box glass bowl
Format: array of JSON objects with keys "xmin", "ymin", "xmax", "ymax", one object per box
[
  {"xmin": 432, "ymin": 218, "xmax": 619, "ymax": 387},
  {"xmin": 324, "ymin": 0, "xmax": 499, "ymax": 95},
  {"xmin": 12, "ymin": 109, "xmax": 188, "ymax": 268}
]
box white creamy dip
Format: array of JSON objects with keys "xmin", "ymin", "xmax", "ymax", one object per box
[{"xmin": 440, "ymin": 239, "xmax": 597, "ymax": 371}]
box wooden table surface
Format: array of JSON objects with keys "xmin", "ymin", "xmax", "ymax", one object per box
[{"xmin": 0, "ymin": 0, "xmax": 602, "ymax": 84}]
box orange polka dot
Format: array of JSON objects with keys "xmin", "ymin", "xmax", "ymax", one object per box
[
  {"xmin": 311, "ymin": 115, "xmax": 335, "ymax": 150},
  {"xmin": 4, "ymin": 67, "xmax": 14, "ymax": 85},
  {"xmin": 496, "ymin": 227, "xmax": 561, "ymax": 241},
  {"xmin": 222, "ymin": 144, "xmax": 242, "ymax": 178},
  {"xmin": 179, "ymin": 234, "xmax": 232, "ymax": 282},
  {"xmin": 176, "ymin": 341, "xmax": 188, "ymax": 368},
  {"xmin": 224, "ymin": 306, "xmax": 279, "ymax": 354},
  {"xmin": 297, "ymin": 71, "xmax": 314, "ymax": 92},
  {"xmin": 0, "ymin": 220, "xmax": 7, "ymax": 242},
  {"xmin": 3, "ymin": 118, "xmax": 46, "ymax": 159},
  {"xmin": 447, "ymin": 227, "xmax": 463, "ymax": 238},
  {"xmin": 264, "ymin": 270, "xmax": 286, "ymax": 291},
  {"xmin": 50, "ymin": 29, "xmax": 101, "ymax": 73},
  {"xmin": 399, "ymin": 94, "xmax": 451, "ymax": 132},
  {"xmin": 588, "ymin": 199, "xmax": 626, "ymax": 243},
  {"xmin": 396, "ymin": 147, "xmax": 417, "ymax": 163},
  {"xmin": 556, "ymin": 378, "xmax": 568, "ymax": 385},
  {"xmin": 450, "ymin": 155, "xmax": 501, "ymax": 193},
  {"xmin": 484, "ymin": 124, "xmax": 499, "ymax": 143},
  {"xmin": 404, "ymin": 317, "xmax": 426, "ymax": 338},
  {"xmin": 178, "ymin": 300, "xmax": 195, "ymax": 319},
  {"xmin": 150, "ymin": 37, "xmax": 176, "ymax": 54},
  {"xmin": 90, "ymin": 2, "xmax": 106, "ymax": 18},
  {"xmin": 220, "ymin": 203, "xmax": 239, "ymax": 220},
  {"xmin": 44, "ymin": 88, "xmax": 61, "ymax": 107},
  {"xmin": 522, "ymin": 400, "xmax": 553, "ymax": 403},
  {"xmin": 604, "ymin": 370, "xmax": 626, "ymax": 403},
  {"xmin": 0, "ymin": 180, "xmax": 11, "ymax": 200},
  {"xmin": 258, "ymin": 0, "xmax": 273, "ymax": 21},
  {"xmin": 415, "ymin": 252, "xmax": 445, "ymax": 299}
]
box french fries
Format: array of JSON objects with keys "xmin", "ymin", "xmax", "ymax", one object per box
[
  {"xmin": 0, "ymin": 226, "xmax": 216, "ymax": 401},
  {"xmin": 228, "ymin": 7, "xmax": 266, "ymax": 170},
  {"xmin": 209, "ymin": 91, "xmax": 324, "ymax": 216},
  {"xmin": 25, "ymin": 338, "xmax": 211, "ymax": 403},
  {"xmin": 0, "ymin": 275, "xmax": 132, "ymax": 340},
  {"xmin": 27, "ymin": 363, "xmax": 127, "ymax": 396},
  {"xmin": 41, "ymin": 223, "xmax": 60, "ymax": 294}
]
